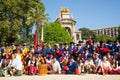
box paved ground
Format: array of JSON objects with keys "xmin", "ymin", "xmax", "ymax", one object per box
[{"xmin": 0, "ymin": 74, "xmax": 120, "ymax": 80}]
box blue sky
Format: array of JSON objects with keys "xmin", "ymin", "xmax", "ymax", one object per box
[{"xmin": 41, "ymin": 0, "xmax": 120, "ymax": 30}]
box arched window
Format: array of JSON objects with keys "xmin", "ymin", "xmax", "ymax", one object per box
[
  {"xmin": 65, "ymin": 27, "xmax": 71, "ymax": 36},
  {"xmin": 76, "ymin": 34, "xmax": 79, "ymax": 40}
]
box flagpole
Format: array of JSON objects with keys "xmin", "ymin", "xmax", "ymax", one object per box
[{"xmin": 41, "ymin": 22, "xmax": 44, "ymax": 41}]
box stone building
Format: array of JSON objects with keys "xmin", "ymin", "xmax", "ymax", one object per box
[
  {"xmin": 55, "ymin": 8, "xmax": 82, "ymax": 43},
  {"xmin": 93, "ymin": 27, "xmax": 118, "ymax": 38}
]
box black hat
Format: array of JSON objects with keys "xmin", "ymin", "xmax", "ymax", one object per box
[
  {"xmin": 77, "ymin": 44, "xmax": 81, "ymax": 46},
  {"xmin": 78, "ymin": 41, "xmax": 83, "ymax": 44},
  {"xmin": 92, "ymin": 40, "xmax": 96, "ymax": 43},
  {"xmin": 70, "ymin": 42, "xmax": 74, "ymax": 44},
  {"xmin": 107, "ymin": 40, "xmax": 112, "ymax": 44},
  {"xmin": 13, "ymin": 49, "xmax": 17, "ymax": 54},
  {"xmin": 64, "ymin": 43, "xmax": 67, "ymax": 45},
  {"xmin": 99, "ymin": 41, "xmax": 103, "ymax": 44}
]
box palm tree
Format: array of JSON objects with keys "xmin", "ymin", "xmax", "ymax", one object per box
[{"xmin": 26, "ymin": 3, "xmax": 48, "ymax": 44}]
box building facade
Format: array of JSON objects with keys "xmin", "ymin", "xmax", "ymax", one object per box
[
  {"xmin": 93, "ymin": 27, "xmax": 118, "ymax": 38},
  {"xmin": 55, "ymin": 8, "xmax": 82, "ymax": 43}
]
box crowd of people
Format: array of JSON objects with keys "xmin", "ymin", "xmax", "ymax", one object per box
[{"xmin": 0, "ymin": 39, "xmax": 120, "ymax": 77}]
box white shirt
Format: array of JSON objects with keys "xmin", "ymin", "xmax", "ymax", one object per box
[
  {"xmin": 100, "ymin": 61, "xmax": 112, "ymax": 70},
  {"xmin": 52, "ymin": 60, "xmax": 61, "ymax": 74},
  {"xmin": 85, "ymin": 60, "xmax": 94, "ymax": 66},
  {"xmin": 11, "ymin": 55, "xmax": 22, "ymax": 70},
  {"xmin": 94, "ymin": 58, "xmax": 101, "ymax": 66}
]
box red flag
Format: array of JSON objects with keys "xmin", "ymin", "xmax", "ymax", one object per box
[{"xmin": 34, "ymin": 29, "xmax": 38, "ymax": 47}]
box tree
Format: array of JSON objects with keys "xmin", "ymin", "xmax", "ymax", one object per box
[
  {"xmin": 0, "ymin": 0, "xmax": 22, "ymax": 44},
  {"xmin": 26, "ymin": 2, "xmax": 48, "ymax": 43},
  {"xmin": 43, "ymin": 22, "xmax": 72, "ymax": 44},
  {"xmin": 79, "ymin": 28, "xmax": 96, "ymax": 40},
  {"xmin": 19, "ymin": 0, "xmax": 38, "ymax": 37},
  {"xmin": 117, "ymin": 26, "xmax": 120, "ymax": 40},
  {"xmin": 96, "ymin": 34, "xmax": 115, "ymax": 42},
  {"xmin": 0, "ymin": 0, "xmax": 46, "ymax": 44}
]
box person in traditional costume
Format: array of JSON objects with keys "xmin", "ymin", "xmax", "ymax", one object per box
[
  {"xmin": 46, "ymin": 44, "xmax": 54, "ymax": 60},
  {"xmin": 28, "ymin": 56, "xmax": 37, "ymax": 75},
  {"xmin": 76, "ymin": 57, "xmax": 84, "ymax": 74},
  {"xmin": 0, "ymin": 54, "xmax": 12, "ymax": 76},
  {"xmin": 117, "ymin": 52, "xmax": 120, "ymax": 66},
  {"xmin": 60, "ymin": 50, "xmax": 70, "ymax": 74},
  {"xmin": 113, "ymin": 40, "xmax": 120, "ymax": 59},
  {"xmin": 98, "ymin": 43, "xmax": 109, "ymax": 56},
  {"xmin": 34, "ymin": 45, "xmax": 40, "ymax": 56},
  {"xmin": 76, "ymin": 43, "xmax": 84, "ymax": 58},
  {"xmin": 63, "ymin": 43, "xmax": 69, "ymax": 52},
  {"xmin": 29, "ymin": 45, "xmax": 35, "ymax": 56},
  {"xmin": 93, "ymin": 53, "xmax": 101, "ymax": 74},
  {"xmin": 84, "ymin": 56, "xmax": 95, "ymax": 73},
  {"xmin": 0, "ymin": 44, "xmax": 3, "ymax": 61},
  {"xmin": 106, "ymin": 52, "xmax": 113, "ymax": 64},
  {"xmin": 81, "ymin": 48, "xmax": 92, "ymax": 61},
  {"xmin": 16, "ymin": 45, "xmax": 22, "ymax": 58},
  {"xmin": 98, "ymin": 56, "xmax": 111, "ymax": 75},
  {"xmin": 68, "ymin": 42, "xmax": 77, "ymax": 59},
  {"xmin": 3, "ymin": 44, "xmax": 11, "ymax": 59},
  {"xmin": 21, "ymin": 43, "xmax": 29, "ymax": 58},
  {"xmin": 65, "ymin": 56, "xmax": 79, "ymax": 74},
  {"xmin": 11, "ymin": 50, "xmax": 23, "ymax": 76},
  {"xmin": 54, "ymin": 44, "xmax": 63, "ymax": 62},
  {"xmin": 109, "ymin": 58, "xmax": 120, "ymax": 74},
  {"xmin": 47, "ymin": 57, "xmax": 61, "ymax": 74},
  {"xmin": 106, "ymin": 40, "xmax": 114, "ymax": 55},
  {"xmin": 37, "ymin": 56, "xmax": 47, "ymax": 76}
]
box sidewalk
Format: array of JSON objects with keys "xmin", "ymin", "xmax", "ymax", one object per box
[{"xmin": 0, "ymin": 74, "xmax": 120, "ymax": 80}]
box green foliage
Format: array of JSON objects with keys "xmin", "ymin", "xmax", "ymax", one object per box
[
  {"xmin": 117, "ymin": 26, "xmax": 120, "ymax": 40},
  {"xmin": 0, "ymin": 0, "xmax": 46, "ymax": 44},
  {"xmin": 42, "ymin": 22, "xmax": 72, "ymax": 44},
  {"xmin": 79, "ymin": 28, "xmax": 96, "ymax": 40},
  {"xmin": 0, "ymin": 0, "xmax": 23, "ymax": 44},
  {"xmin": 26, "ymin": 2, "xmax": 47, "ymax": 26},
  {"xmin": 15, "ymin": 34, "xmax": 33, "ymax": 45},
  {"xmin": 0, "ymin": 20, "xmax": 10, "ymax": 44},
  {"xmin": 96, "ymin": 34, "xmax": 115, "ymax": 42}
]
